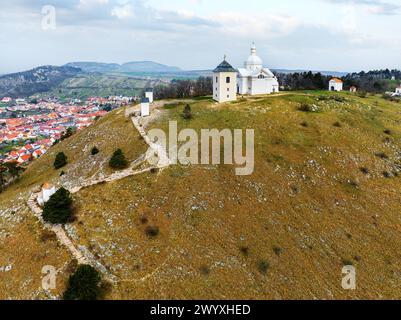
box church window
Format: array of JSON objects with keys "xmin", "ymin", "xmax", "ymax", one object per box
[
  {"xmin": 226, "ymin": 77, "xmax": 230, "ymax": 83},
  {"xmin": 216, "ymin": 77, "xmax": 218, "ymax": 83},
  {"xmin": 258, "ymin": 74, "xmax": 265, "ymax": 79},
  {"xmin": 227, "ymin": 88, "xmax": 230, "ymax": 92}
]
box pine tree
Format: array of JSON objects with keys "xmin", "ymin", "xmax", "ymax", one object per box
[
  {"xmin": 109, "ymin": 149, "xmax": 128, "ymax": 169},
  {"xmin": 42, "ymin": 187, "xmax": 73, "ymax": 224},
  {"xmin": 91, "ymin": 147, "xmax": 99, "ymax": 156},
  {"xmin": 63, "ymin": 265, "xmax": 101, "ymax": 300},
  {"xmin": 183, "ymin": 104, "xmax": 192, "ymax": 120},
  {"xmin": 54, "ymin": 152, "xmax": 67, "ymax": 169}
]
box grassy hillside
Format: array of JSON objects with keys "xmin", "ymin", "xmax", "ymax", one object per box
[{"xmin": 1, "ymin": 91, "xmax": 401, "ymax": 299}]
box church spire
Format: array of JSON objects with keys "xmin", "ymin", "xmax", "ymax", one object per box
[{"xmin": 251, "ymin": 42, "xmax": 256, "ymax": 55}]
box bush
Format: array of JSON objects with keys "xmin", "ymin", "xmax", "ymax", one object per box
[
  {"xmin": 297, "ymin": 103, "xmax": 312, "ymax": 112},
  {"xmin": 91, "ymin": 147, "xmax": 99, "ymax": 155},
  {"xmin": 375, "ymin": 152, "xmax": 389, "ymax": 159},
  {"xmin": 42, "ymin": 187, "xmax": 73, "ymax": 224},
  {"xmin": 300, "ymin": 121, "xmax": 308, "ymax": 127},
  {"xmin": 384, "ymin": 129, "xmax": 392, "ymax": 135},
  {"xmin": 360, "ymin": 167, "xmax": 369, "ymax": 175},
  {"xmin": 273, "ymin": 246, "xmax": 282, "ymax": 256},
  {"xmin": 109, "ymin": 149, "xmax": 128, "ymax": 169},
  {"xmin": 257, "ymin": 260, "xmax": 270, "ymax": 274},
  {"xmin": 333, "ymin": 121, "xmax": 342, "ymax": 127},
  {"xmin": 54, "ymin": 152, "xmax": 67, "ymax": 169},
  {"xmin": 240, "ymin": 246, "xmax": 249, "ymax": 256},
  {"xmin": 199, "ymin": 265, "xmax": 210, "ymax": 276},
  {"xmin": 183, "ymin": 104, "xmax": 192, "ymax": 120},
  {"xmin": 145, "ymin": 226, "xmax": 159, "ymax": 238},
  {"xmin": 63, "ymin": 265, "xmax": 102, "ymax": 300}
]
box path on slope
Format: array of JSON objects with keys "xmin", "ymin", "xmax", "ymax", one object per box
[{"xmin": 26, "ymin": 103, "xmax": 172, "ymax": 283}]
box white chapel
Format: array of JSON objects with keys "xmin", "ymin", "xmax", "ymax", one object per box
[{"xmin": 237, "ymin": 44, "xmax": 279, "ymax": 95}]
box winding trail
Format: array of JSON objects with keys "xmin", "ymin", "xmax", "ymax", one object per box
[{"xmin": 26, "ymin": 104, "xmax": 172, "ymax": 283}]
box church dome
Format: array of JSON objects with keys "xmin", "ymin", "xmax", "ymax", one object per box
[{"xmin": 245, "ymin": 44, "xmax": 263, "ymax": 70}]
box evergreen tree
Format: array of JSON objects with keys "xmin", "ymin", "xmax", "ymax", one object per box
[
  {"xmin": 63, "ymin": 265, "xmax": 102, "ymax": 300},
  {"xmin": 183, "ymin": 104, "xmax": 192, "ymax": 120},
  {"xmin": 42, "ymin": 187, "xmax": 73, "ymax": 224},
  {"xmin": 54, "ymin": 152, "xmax": 67, "ymax": 169},
  {"xmin": 91, "ymin": 147, "xmax": 99, "ymax": 156},
  {"xmin": 4, "ymin": 161, "xmax": 23, "ymax": 178},
  {"xmin": 109, "ymin": 149, "xmax": 128, "ymax": 169}
]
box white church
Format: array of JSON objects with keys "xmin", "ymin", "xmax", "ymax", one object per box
[{"xmin": 213, "ymin": 44, "xmax": 279, "ymax": 103}]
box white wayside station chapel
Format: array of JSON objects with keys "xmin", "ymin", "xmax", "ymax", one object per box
[
  {"xmin": 140, "ymin": 97, "xmax": 150, "ymax": 117},
  {"xmin": 213, "ymin": 44, "xmax": 280, "ymax": 103},
  {"xmin": 145, "ymin": 88, "xmax": 154, "ymax": 103},
  {"xmin": 213, "ymin": 57, "xmax": 238, "ymax": 103}
]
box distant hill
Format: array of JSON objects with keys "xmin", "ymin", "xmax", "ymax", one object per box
[
  {"xmin": 64, "ymin": 62, "xmax": 121, "ymax": 73},
  {"xmin": 65, "ymin": 61, "xmax": 181, "ymax": 74},
  {"xmin": 0, "ymin": 65, "xmax": 81, "ymax": 98},
  {"xmin": 272, "ymin": 69, "xmax": 348, "ymax": 77}
]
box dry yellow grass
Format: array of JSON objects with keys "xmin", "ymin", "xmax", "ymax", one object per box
[{"xmin": 1, "ymin": 92, "xmax": 401, "ymax": 299}]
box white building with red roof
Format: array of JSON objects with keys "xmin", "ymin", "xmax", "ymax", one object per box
[{"xmin": 329, "ymin": 78, "xmax": 343, "ymax": 92}]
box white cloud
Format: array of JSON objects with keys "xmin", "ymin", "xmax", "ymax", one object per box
[
  {"xmin": 210, "ymin": 12, "xmax": 300, "ymax": 39},
  {"xmin": 111, "ymin": 4, "xmax": 135, "ymax": 19}
]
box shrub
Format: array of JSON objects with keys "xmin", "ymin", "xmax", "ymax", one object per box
[
  {"xmin": 54, "ymin": 152, "xmax": 67, "ymax": 169},
  {"xmin": 360, "ymin": 167, "xmax": 369, "ymax": 175},
  {"xmin": 145, "ymin": 226, "xmax": 159, "ymax": 238},
  {"xmin": 42, "ymin": 187, "xmax": 73, "ymax": 224},
  {"xmin": 257, "ymin": 260, "xmax": 270, "ymax": 274},
  {"xmin": 183, "ymin": 104, "xmax": 192, "ymax": 120},
  {"xmin": 384, "ymin": 129, "xmax": 392, "ymax": 135},
  {"xmin": 61, "ymin": 127, "xmax": 76, "ymax": 141},
  {"xmin": 297, "ymin": 103, "xmax": 312, "ymax": 112},
  {"xmin": 375, "ymin": 152, "xmax": 388, "ymax": 159},
  {"xmin": 240, "ymin": 246, "xmax": 249, "ymax": 256},
  {"xmin": 109, "ymin": 149, "xmax": 128, "ymax": 169},
  {"xmin": 333, "ymin": 121, "xmax": 342, "ymax": 127},
  {"xmin": 63, "ymin": 265, "xmax": 102, "ymax": 300},
  {"xmin": 273, "ymin": 246, "xmax": 282, "ymax": 256},
  {"xmin": 382, "ymin": 171, "xmax": 391, "ymax": 178},
  {"xmin": 91, "ymin": 147, "xmax": 99, "ymax": 155},
  {"xmin": 199, "ymin": 265, "xmax": 210, "ymax": 276},
  {"xmin": 300, "ymin": 121, "xmax": 308, "ymax": 127}
]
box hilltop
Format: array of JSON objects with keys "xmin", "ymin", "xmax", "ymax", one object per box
[
  {"xmin": 1, "ymin": 91, "xmax": 401, "ymax": 299},
  {"xmin": 0, "ymin": 66, "xmax": 81, "ymax": 98},
  {"xmin": 64, "ymin": 61, "xmax": 181, "ymax": 74}
]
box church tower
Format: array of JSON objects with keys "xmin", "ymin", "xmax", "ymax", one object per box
[{"xmin": 213, "ymin": 56, "xmax": 237, "ymax": 103}]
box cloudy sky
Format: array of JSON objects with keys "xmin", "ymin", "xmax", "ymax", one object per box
[{"xmin": 1, "ymin": 0, "xmax": 400, "ymax": 74}]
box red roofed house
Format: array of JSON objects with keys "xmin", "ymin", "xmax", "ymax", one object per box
[
  {"xmin": 17, "ymin": 154, "xmax": 32, "ymax": 164},
  {"xmin": 329, "ymin": 78, "xmax": 343, "ymax": 92}
]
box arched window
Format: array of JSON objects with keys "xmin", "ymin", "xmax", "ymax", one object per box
[{"xmin": 258, "ymin": 74, "xmax": 265, "ymax": 79}]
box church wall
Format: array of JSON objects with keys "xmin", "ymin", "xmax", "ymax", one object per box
[
  {"xmin": 237, "ymin": 77, "xmax": 249, "ymax": 95},
  {"xmin": 213, "ymin": 72, "xmax": 237, "ymax": 102}
]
